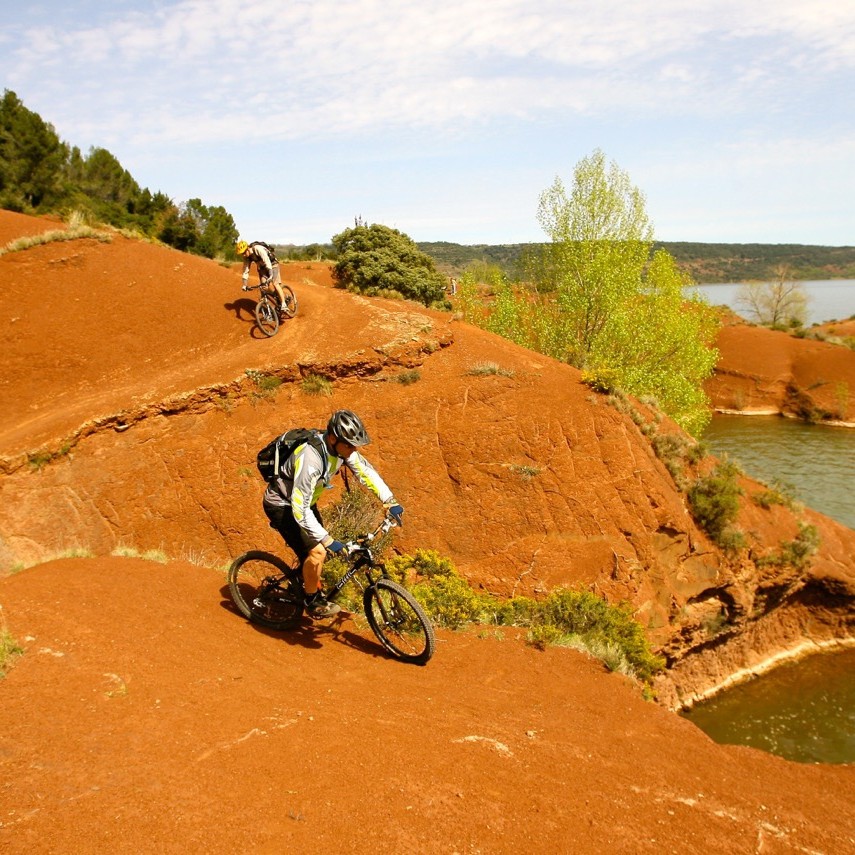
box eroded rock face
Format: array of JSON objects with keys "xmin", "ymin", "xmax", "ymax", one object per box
[{"xmin": 2, "ymin": 212, "xmax": 854, "ymax": 707}]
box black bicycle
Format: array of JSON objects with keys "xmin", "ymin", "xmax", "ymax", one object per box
[
  {"xmin": 227, "ymin": 515, "xmax": 435, "ymax": 664},
  {"xmin": 242, "ymin": 281, "xmax": 298, "ymax": 337}
]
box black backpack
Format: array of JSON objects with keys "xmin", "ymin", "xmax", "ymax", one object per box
[
  {"xmin": 249, "ymin": 240, "xmax": 278, "ymax": 263},
  {"xmin": 256, "ymin": 428, "xmax": 326, "ymax": 483}
]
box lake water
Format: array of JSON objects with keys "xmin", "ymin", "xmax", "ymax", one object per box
[
  {"xmin": 703, "ymin": 415, "xmax": 855, "ymax": 530},
  {"xmin": 682, "ymin": 648, "xmax": 855, "ymax": 764},
  {"xmin": 683, "ymin": 415, "xmax": 855, "ymax": 763},
  {"xmin": 689, "ymin": 279, "xmax": 855, "ymax": 327}
]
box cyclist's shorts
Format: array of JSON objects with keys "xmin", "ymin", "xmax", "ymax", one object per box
[{"xmin": 263, "ymin": 501, "xmax": 323, "ymax": 561}]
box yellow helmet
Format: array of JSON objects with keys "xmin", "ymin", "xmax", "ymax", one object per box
[{"xmin": 235, "ymin": 240, "xmax": 248, "ymax": 255}]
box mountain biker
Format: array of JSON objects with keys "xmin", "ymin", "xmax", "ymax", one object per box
[
  {"xmin": 263, "ymin": 409, "xmax": 404, "ymax": 618},
  {"xmin": 236, "ymin": 239, "xmax": 288, "ymax": 313}
]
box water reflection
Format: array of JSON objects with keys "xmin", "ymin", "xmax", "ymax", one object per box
[
  {"xmin": 682, "ymin": 649, "xmax": 855, "ymax": 764},
  {"xmin": 703, "ymin": 415, "xmax": 855, "ymax": 530}
]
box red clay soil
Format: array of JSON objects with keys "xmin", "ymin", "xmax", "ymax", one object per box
[
  {"xmin": 704, "ymin": 312, "xmax": 855, "ymax": 423},
  {"xmin": 3, "ymin": 557, "xmax": 855, "ymax": 855},
  {"xmin": 2, "ymin": 212, "xmax": 855, "ymax": 853}
]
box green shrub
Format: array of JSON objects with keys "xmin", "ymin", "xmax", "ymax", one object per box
[
  {"xmin": 384, "ymin": 549, "xmax": 664, "ymax": 686},
  {"xmin": 752, "ymin": 479, "xmax": 798, "ymax": 510},
  {"xmin": 757, "ymin": 522, "xmax": 820, "ymax": 571},
  {"xmin": 321, "ymin": 489, "xmax": 393, "ymax": 609},
  {"xmin": 331, "ymin": 222, "xmax": 447, "ymax": 306},
  {"xmin": 687, "ymin": 461, "xmax": 744, "ymax": 548}
]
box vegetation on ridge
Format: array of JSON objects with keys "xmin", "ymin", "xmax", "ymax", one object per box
[
  {"xmin": 456, "ymin": 150, "xmax": 720, "ymax": 436},
  {"xmin": 418, "ymin": 240, "xmax": 855, "ymax": 283},
  {"xmin": 331, "ymin": 220, "xmax": 450, "ymax": 308},
  {"xmin": 0, "ymin": 89, "xmax": 239, "ymax": 260}
]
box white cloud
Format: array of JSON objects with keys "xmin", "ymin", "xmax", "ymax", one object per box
[
  {"xmin": 4, "ymin": 0, "xmax": 852, "ymax": 148},
  {"xmin": 3, "ymin": 0, "xmax": 854, "ymax": 244}
]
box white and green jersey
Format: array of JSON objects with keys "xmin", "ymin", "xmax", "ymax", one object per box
[{"xmin": 263, "ymin": 431, "xmax": 394, "ymax": 545}]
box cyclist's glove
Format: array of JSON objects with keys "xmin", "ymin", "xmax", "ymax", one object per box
[
  {"xmin": 326, "ymin": 540, "xmax": 345, "ymax": 555},
  {"xmin": 388, "ymin": 504, "xmax": 404, "ymax": 525}
]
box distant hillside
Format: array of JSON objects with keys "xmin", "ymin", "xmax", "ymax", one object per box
[{"xmin": 416, "ymin": 241, "xmax": 855, "ymax": 284}]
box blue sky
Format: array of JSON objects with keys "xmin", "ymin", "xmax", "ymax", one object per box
[{"xmin": 2, "ymin": 0, "xmax": 854, "ymax": 246}]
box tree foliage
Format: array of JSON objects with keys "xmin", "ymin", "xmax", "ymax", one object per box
[
  {"xmin": 459, "ymin": 150, "xmax": 720, "ymax": 435},
  {"xmin": 0, "ymin": 90, "xmax": 67, "ymax": 210},
  {"xmin": 331, "ymin": 221, "xmax": 448, "ymax": 306},
  {"xmin": 0, "ymin": 89, "xmax": 238, "ymax": 259}
]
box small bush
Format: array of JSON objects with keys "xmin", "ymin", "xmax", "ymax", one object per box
[
  {"xmin": 301, "ymin": 374, "xmax": 333, "ymax": 396},
  {"xmin": 752, "ymin": 479, "xmax": 798, "ymax": 510},
  {"xmin": 27, "ymin": 451, "xmax": 53, "ymax": 471},
  {"xmin": 394, "ymin": 369, "xmax": 421, "ymax": 385},
  {"xmin": 321, "ymin": 489, "xmax": 393, "ymax": 609},
  {"xmin": 757, "ymin": 522, "xmax": 820, "ymax": 571},
  {"xmin": 687, "ymin": 461, "xmax": 744, "ymax": 548}
]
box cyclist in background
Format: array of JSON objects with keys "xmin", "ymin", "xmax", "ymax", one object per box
[
  {"xmin": 263, "ymin": 410, "xmax": 404, "ymax": 618},
  {"xmin": 236, "ymin": 239, "xmax": 288, "ymax": 313}
]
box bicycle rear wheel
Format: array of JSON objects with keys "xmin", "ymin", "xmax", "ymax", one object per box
[
  {"xmin": 363, "ymin": 579, "xmax": 435, "ymax": 664},
  {"xmin": 228, "ymin": 551, "xmax": 303, "ymax": 629},
  {"xmin": 281, "ymin": 285, "xmax": 298, "ymax": 318},
  {"xmin": 254, "ymin": 298, "xmax": 280, "ymax": 337}
]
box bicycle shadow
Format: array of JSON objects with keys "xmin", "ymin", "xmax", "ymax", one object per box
[
  {"xmin": 224, "ymin": 298, "xmax": 256, "ymax": 323},
  {"xmin": 224, "ymin": 298, "xmax": 298, "ymax": 340},
  {"xmin": 218, "ymin": 587, "xmax": 386, "ymax": 659}
]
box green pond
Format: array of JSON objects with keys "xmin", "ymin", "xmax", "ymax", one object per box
[
  {"xmin": 681, "ymin": 648, "xmax": 855, "ymax": 764},
  {"xmin": 703, "ymin": 414, "xmax": 855, "ymax": 531},
  {"xmin": 680, "ymin": 415, "xmax": 855, "ymax": 764}
]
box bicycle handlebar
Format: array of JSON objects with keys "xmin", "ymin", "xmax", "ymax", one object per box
[{"xmin": 341, "ymin": 514, "xmax": 399, "ymax": 555}]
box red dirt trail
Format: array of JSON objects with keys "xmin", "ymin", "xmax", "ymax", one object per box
[{"xmin": 2, "ymin": 212, "xmax": 855, "ymax": 854}]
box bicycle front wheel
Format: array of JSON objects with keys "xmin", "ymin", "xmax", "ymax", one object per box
[
  {"xmin": 228, "ymin": 551, "xmax": 303, "ymax": 629},
  {"xmin": 281, "ymin": 285, "xmax": 298, "ymax": 318},
  {"xmin": 363, "ymin": 579, "xmax": 435, "ymax": 664},
  {"xmin": 254, "ymin": 298, "xmax": 280, "ymax": 337}
]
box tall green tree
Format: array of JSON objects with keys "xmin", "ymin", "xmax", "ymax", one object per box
[
  {"xmin": 538, "ymin": 150, "xmax": 719, "ymax": 434},
  {"xmin": 460, "ymin": 150, "xmax": 720, "ymax": 435},
  {"xmin": 182, "ymin": 198, "xmax": 239, "ymax": 258},
  {"xmin": 331, "ymin": 221, "xmax": 448, "ymax": 306},
  {"xmin": 0, "ymin": 89, "xmax": 67, "ymax": 210}
]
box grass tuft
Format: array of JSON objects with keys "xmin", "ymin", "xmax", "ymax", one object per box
[
  {"xmin": 301, "ymin": 374, "xmax": 333, "ymax": 396},
  {"xmin": 0, "ymin": 606, "xmax": 23, "ymax": 678},
  {"xmin": 466, "ymin": 361, "xmax": 515, "ymax": 378}
]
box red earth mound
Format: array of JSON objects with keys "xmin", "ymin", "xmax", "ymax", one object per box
[
  {"xmin": 2, "ymin": 211, "xmax": 855, "ymax": 852},
  {"xmin": 704, "ymin": 312, "xmax": 855, "ymax": 423},
  {"xmin": 2, "ymin": 556, "xmax": 855, "ymax": 854}
]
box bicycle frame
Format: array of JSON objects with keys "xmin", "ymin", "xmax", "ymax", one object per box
[
  {"xmin": 324, "ymin": 517, "xmax": 397, "ymax": 600},
  {"xmin": 227, "ymin": 513, "xmax": 434, "ymax": 663}
]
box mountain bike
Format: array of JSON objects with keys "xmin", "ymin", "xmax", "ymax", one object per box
[
  {"xmin": 242, "ymin": 281, "xmax": 298, "ymax": 337},
  {"xmin": 227, "ymin": 514, "xmax": 435, "ymax": 665}
]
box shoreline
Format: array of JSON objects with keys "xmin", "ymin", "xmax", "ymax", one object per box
[
  {"xmin": 712, "ymin": 407, "xmax": 855, "ymax": 428},
  {"xmin": 669, "ymin": 635, "xmax": 855, "ymax": 712}
]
